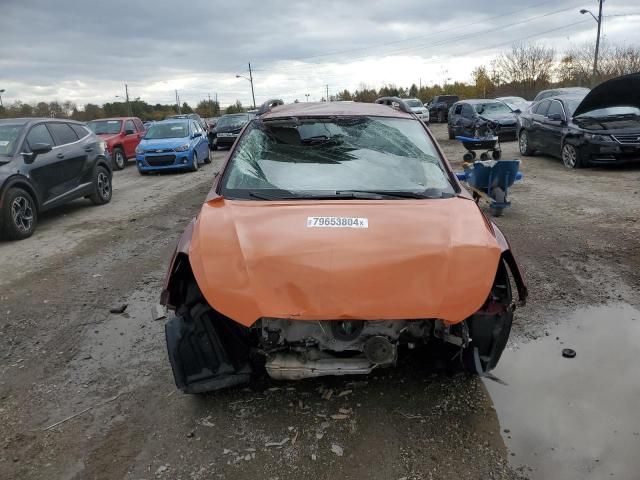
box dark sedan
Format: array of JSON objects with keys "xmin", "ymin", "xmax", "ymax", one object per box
[
  {"xmin": 210, "ymin": 113, "xmax": 252, "ymax": 150},
  {"xmin": 447, "ymin": 100, "xmax": 518, "ymax": 140},
  {"xmin": 0, "ymin": 118, "xmax": 112, "ymax": 239},
  {"xmin": 517, "ymin": 73, "xmax": 640, "ymax": 168}
]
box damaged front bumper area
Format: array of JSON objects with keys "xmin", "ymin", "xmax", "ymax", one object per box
[{"xmin": 164, "ymin": 256, "xmax": 526, "ymax": 394}]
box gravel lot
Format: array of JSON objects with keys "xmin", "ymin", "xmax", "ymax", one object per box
[{"xmin": 1, "ymin": 123, "xmax": 639, "ymax": 479}]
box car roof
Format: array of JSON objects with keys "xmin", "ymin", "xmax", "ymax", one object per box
[
  {"xmin": 0, "ymin": 117, "xmax": 84, "ymax": 126},
  {"xmin": 460, "ymin": 99, "xmax": 505, "ymax": 104},
  {"xmin": 260, "ymin": 101, "xmax": 414, "ymax": 120},
  {"xmin": 154, "ymin": 118, "xmax": 191, "ymax": 124},
  {"xmin": 545, "ymin": 94, "xmax": 587, "ymax": 102}
]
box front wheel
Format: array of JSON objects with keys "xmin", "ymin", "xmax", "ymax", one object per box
[
  {"xmin": 191, "ymin": 152, "xmax": 199, "ymax": 172},
  {"xmin": 561, "ymin": 142, "xmax": 585, "ymax": 169},
  {"xmin": 1, "ymin": 187, "xmax": 38, "ymax": 240},
  {"xmin": 203, "ymin": 149, "xmax": 212, "ymax": 164},
  {"xmin": 112, "ymin": 147, "xmax": 126, "ymax": 170},
  {"xmin": 518, "ymin": 130, "xmax": 534, "ymax": 156},
  {"xmin": 437, "ymin": 110, "xmax": 445, "ymax": 123}
]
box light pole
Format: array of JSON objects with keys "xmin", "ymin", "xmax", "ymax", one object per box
[
  {"xmin": 236, "ymin": 62, "xmax": 256, "ymax": 109},
  {"xmin": 0, "ymin": 89, "xmax": 4, "ymax": 108},
  {"xmin": 580, "ymin": 0, "xmax": 604, "ymax": 79}
]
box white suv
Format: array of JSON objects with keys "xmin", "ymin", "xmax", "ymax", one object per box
[{"xmin": 404, "ymin": 98, "xmax": 430, "ymax": 123}]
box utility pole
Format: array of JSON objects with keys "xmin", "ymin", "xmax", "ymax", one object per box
[
  {"xmin": 248, "ymin": 62, "xmax": 256, "ymax": 109},
  {"xmin": 0, "ymin": 89, "xmax": 4, "ymax": 108},
  {"xmin": 326, "ymin": 84, "xmax": 329, "ymax": 102},
  {"xmin": 125, "ymin": 83, "xmax": 132, "ymax": 116},
  {"xmin": 175, "ymin": 90, "xmax": 181, "ymax": 114},
  {"xmin": 305, "ymin": 94, "xmax": 310, "ymax": 102},
  {"xmin": 594, "ymin": 0, "xmax": 603, "ymax": 78},
  {"xmin": 208, "ymin": 93, "xmax": 212, "ymax": 117},
  {"xmin": 215, "ymin": 93, "xmax": 218, "ymax": 115}
]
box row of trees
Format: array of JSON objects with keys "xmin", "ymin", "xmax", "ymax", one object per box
[{"xmin": 1, "ymin": 41, "xmax": 638, "ymax": 121}]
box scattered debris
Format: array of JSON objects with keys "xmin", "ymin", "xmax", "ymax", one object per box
[
  {"xmin": 322, "ymin": 389, "xmax": 334, "ymax": 400},
  {"xmin": 331, "ymin": 444, "xmax": 344, "ymax": 456},
  {"xmin": 330, "ymin": 414, "xmax": 349, "ymax": 420},
  {"xmin": 155, "ymin": 465, "xmax": 169, "ymax": 475},
  {"xmin": 151, "ymin": 304, "xmax": 167, "ymax": 321},
  {"xmin": 43, "ymin": 392, "xmax": 124, "ymax": 431},
  {"xmin": 338, "ymin": 389, "xmax": 352, "ymax": 397},
  {"xmin": 562, "ymin": 348, "xmax": 576, "ymax": 358},
  {"xmin": 186, "ymin": 430, "xmax": 195, "ymax": 438},
  {"xmin": 291, "ymin": 430, "xmax": 299, "ymax": 445},
  {"xmin": 311, "ymin": 454, "xmax": 317, "ymax": 461},
  {"xmin": 338, "ymin": 408, "xmax": 352, "ymax": 415},
  {"xmin": 92, "ymin": 274, "xmax": 102, "ymax": 278},
  {"xmin": 109, "ymin": 304, "xmax": 128, "ymax": 314},
  {"xmin": 265, "ymin": 437, "xmax": 289, "ymax": 447},
  {"xmin": 197, "ymin": 416, "xmax": 215, "ymax": 428},
  {"xmin": 223, "ymin": 449, "xmax": 232, "ymax": 455}
]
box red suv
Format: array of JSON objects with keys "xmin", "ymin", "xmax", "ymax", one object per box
[{"xmin": 87, "ymin": 117, "xmax": 145, "ymax": 170}]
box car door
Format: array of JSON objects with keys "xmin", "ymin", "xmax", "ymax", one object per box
[
  {"xmin": 123, "ymin": 119, "xmax": 140, "ymax": 158},
  {"xmin": 22, "ymin": 123, "xmax": 60, "ymax": 205},
  {"xmin": 46, "ymin": 122, "xmax": 90, "ymax": 202},
  {"xmin": 460, "ymin": 104, "xmax": 476, "ymax": 137},
  {"xmin": 539, "ymin": 100, "xmax": 565, "ymax": 156},
  {"xmin": 449, "ymin": 104, "xmax": 463, "ymax": 135},
  {"xmin": 529, "ymin": 100, "xmax": 551, "ymax": 149},
  {"xmin": 192, "ymin": 121, "xmax": 208, "ymax": 159}
]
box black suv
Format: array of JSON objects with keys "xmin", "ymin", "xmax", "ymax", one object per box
[
  {"xmin": 426, "ymin": 95, "xmax": 459, "ymax": 123},
  {"xmin": 0, "ymin": 118, "xmax": 112, "ymax": 240}
]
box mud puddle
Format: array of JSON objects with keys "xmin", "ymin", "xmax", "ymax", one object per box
[{"xmin": 485, "ymin": 303, "xmax": 640, "ymax": 479}]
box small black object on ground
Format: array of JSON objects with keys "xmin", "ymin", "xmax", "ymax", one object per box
[{"xmin": 562, "ymin": 348, "xmax": 576, "ymax": 358}]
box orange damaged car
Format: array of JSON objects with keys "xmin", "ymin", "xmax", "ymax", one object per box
[{"xmin": 161, "ymin": 98, "xmax": 527, "ymax": 394}]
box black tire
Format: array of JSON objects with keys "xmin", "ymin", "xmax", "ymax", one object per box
[
  {"xmin": 490, "ymin": 207, "xmax": 504, "ymax": 217},
  {"xmin": 518, "ymin": 130, "xmax": 534, "ymax": 156},
  {"xmin": 492, "ymin": 149, "xmax": 502, "ymax": 160},
  {"xmin": 447, "ymin": 125, "xmax": 455, "ymax": 140},
  {"xmin": 191, "ymin": 152, "xmax": 199, "ymax": 172},
  {"xmin": 89, "ymin": 165, "xmax": 112, "ymax": 205},
  {"xmin": 112, "ymin": 147, "xmax": 126, "ymax": 170},
  {"xmin": 203, "ymin": 150, "xmax": 212, "ymax": 164},
  {"xmin": 463, "ymin": 152, "xmax": 474, "ymax": 162},
  {"xmin": 1, "ymin": 187, "xmax": 38, "ymax": 240},
  {"xmin": 437, "ymin": 110, "xmax": 445, "ymax": 123},
  {"xmin": 561, "ymin": 142, "xmax": 586, "ymax": 169},
  {"xmin": 480, "ymin": 152, "xmax": 489, "ymax": 161}
]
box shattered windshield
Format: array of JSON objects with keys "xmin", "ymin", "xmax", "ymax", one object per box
[
  {"xmin": 473, "ymin": 102, "xmax": 512, "ymax": 117},
  {"xmin": 221, "ymin": 116, "xmax": 455, "ymax": 199}
]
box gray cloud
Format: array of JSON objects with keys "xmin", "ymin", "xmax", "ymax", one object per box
[{"xmin": 1, "ymin": 0, "xmax": 638, "ymax": 107}]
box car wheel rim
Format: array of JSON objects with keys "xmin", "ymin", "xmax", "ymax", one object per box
[
  {"xmin": 562, "ymin": 145, "xmax": 576, "ymax": 168},
  {"xmin": 97, "ymin": 172, "xmax": 111, "ymax": 199},
  {"xmin": 519, "ymin": 132, "xmax": 528, "ymax": 154},
  {"xmin": 11, "ymin": 196, "xmax": 34, "ymax": 233},
  {"xmin": 115, "ymin": 152, "xmax": 124, "ymax": 168}
]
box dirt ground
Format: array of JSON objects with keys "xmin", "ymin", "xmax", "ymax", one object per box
[{"xmin": 1, "ymin": 123, "xmax": 639, "ymax": 480}]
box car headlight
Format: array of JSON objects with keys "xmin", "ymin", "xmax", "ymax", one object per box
[
  {"xmin": 98, "ymin": 140, "xmax": 108, "ymax": 152},
  {"xmin": 584, "ymin": 133, "xmax": 613, "ymax": 142},
  {"xmin": 174, "ymin": 144, "xmax": 190, "ymax": 152},
  {"xmin": 135, "ymin": 145, "xmax": 144, "ymax": 154}
]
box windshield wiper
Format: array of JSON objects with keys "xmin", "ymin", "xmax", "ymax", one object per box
[
  {"xmin": 247, "ymin": 189, "xmax": 453, "ymax": 201},
  {"xmin": 338, "ymin": 190, "xmax": 453, "ymax": 199}
]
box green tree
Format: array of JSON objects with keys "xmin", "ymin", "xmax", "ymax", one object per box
[{"xmin": 225, "ymin": 100, "xmax": 244, "ymax": 114}]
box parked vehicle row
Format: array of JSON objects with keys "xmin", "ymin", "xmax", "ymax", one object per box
[{"xmin": 0, "ymin": 118, "xmax": 112, "ymax": 239}]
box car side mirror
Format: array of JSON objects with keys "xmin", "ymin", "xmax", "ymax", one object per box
[
  {"xmin": 125, "ymin": 129, "xmax": 135, "ymax": 135},
  {"xmin": 514, "ymin": 108, "xmax": 522, "ymax": 114},
  {"xmin": 192, "ymin": 132, "xmax": 202, "ymax": 138},
  {"xmin": 31, "ymin": 142, "xmax": 53, "ymax": 155}
]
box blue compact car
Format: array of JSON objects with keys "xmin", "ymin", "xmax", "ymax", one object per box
[{"xmin": 135, "ymin": 119, "xmax": 210, "ymax": 174}]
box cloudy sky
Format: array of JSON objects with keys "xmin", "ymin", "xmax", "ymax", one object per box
[{"xmin": 1, "ymin": 0, "xmax": 639, "ymax": 108}]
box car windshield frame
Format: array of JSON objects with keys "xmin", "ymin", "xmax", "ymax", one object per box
[
  {"xmin": 143, "ymin": 121, "xmax": 190, "ymax": 140},
  {"xmin": 0, "ymin": 123, "xmax": 25, "ymax": 157},
  {"xmin": 88, "ymin": 120, "xmax": 122, "ymax": 135},
  {"xmin": 219, "ymin": 115, "xmax": 458, "ymax": 201}
]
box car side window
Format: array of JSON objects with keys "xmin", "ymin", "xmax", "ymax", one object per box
[
  {"xmin": 133, "ymin": 118, "xmax": 144, "ymax": 131},
  {"xmin": 47, "ymin": 122, "xmax": 79, "ymax": 146},
  {"xmin": 70, "ymin": 124, "xmax": 89, "ymax": 139},
  {"xmin": 546, "ymin": 100, "xmax": 564, "ymax": 118},
  {"xmin": 454, "ymin": 104, "xmax": 463, "ymax": 115},
  {"xmin": 192, "ymin": 121, "xmax": 201, "ymax": 134},
  {"xmin": 24, "ymin": 124, "xmax": 55, "ymax": 151},
  {"xmin": 534, "ymin": 100, "xmax": 551, "ymax": 116},
  {"xmin": 125, "ymin": 120, "xmax": 136, "ymax": 134},
  {"xmin": 461, "ymin": 104, "xmax": 474, "ymax": 117}
]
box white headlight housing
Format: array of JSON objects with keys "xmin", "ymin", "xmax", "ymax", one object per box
[
  {"xmin": 135, "ymin": 145, "xmax": 144, "ymax": 154},
  {"xmin": 584, "ymin": 133, "xmax": 613, "ymax": 142},
  {"xmin": 174, "ymin": 144, "xmax": 190, "ymax": 152}
]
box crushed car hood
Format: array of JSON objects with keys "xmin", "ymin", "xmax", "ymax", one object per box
[
  {"xmin": 573, "ymin": 72, "xmax": 640, "ymax": 117},
  {"xmin": 189, "ymin": 197, "xmax": 503, "ymax": 327}
]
